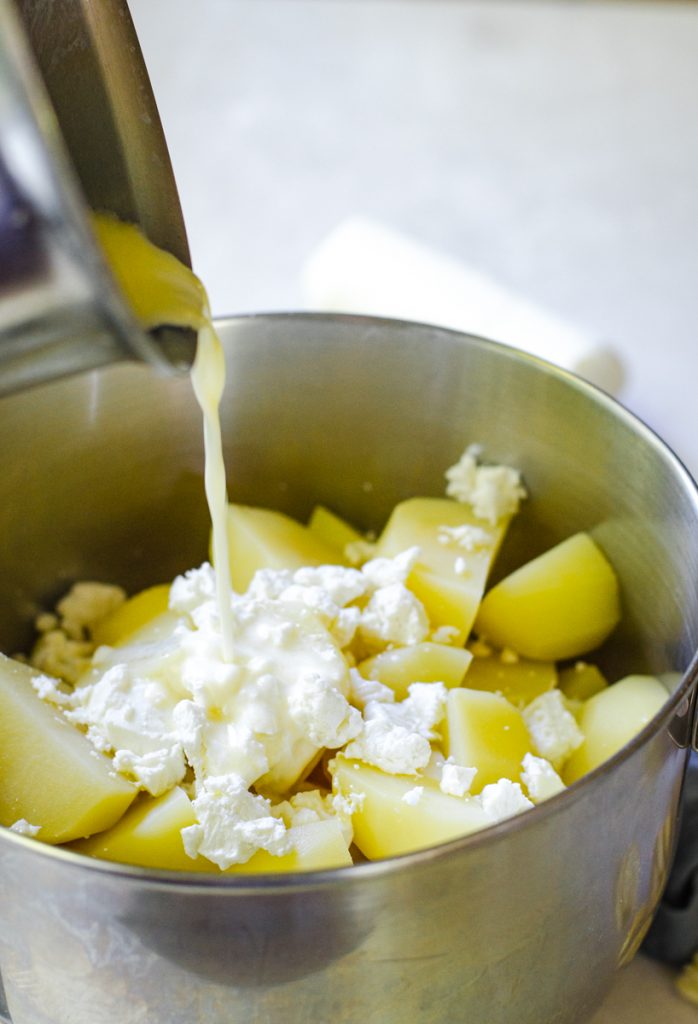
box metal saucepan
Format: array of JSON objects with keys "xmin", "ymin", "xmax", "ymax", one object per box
[{"xmin": 0, "ymin": 313, "xmax": 696, "ymax": 1024}]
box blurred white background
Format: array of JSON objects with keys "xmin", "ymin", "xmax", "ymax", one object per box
[
  {"xmin": 131, "ymin": 0, "xmax": 698, "ymax": 477},
  {"xmin": 127, "ymin": 2, "xmax": 698, "ymax": 1020}
]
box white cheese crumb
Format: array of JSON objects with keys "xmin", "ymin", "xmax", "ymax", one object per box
[
  {"xmin": 30, "ymin": 630, "xmax": 93, "ymax": 685},
  {"xmin": 361, "ymin": 547, "xmax": 420, "ymax": 589},
  {"xmin": 402, "ymin": 786, "xmax": 424, "ymax": 806},
  {"xmin": 445, "ymin": 447, "xmax": 527, "ymax": 524},
  {"xmin": 56, "ymin": 582, "xmax": 126, "ymax": 640},
  {"xmin": 436, "ymin": 524, "xmax": 494, "ymax": 552},
  {"xmin": 523, "ymin": 690, "xmax": 584, "ymax": 770},
  {"xmin": 440, "ymin": 760, "xmax": 478, "ymax": 798},
  {"xmin": 431, "ymin": 625, "xmax": 461, "ymax": 645},
  {"xmin": 359, "ymin": 583, "xmax": 429, "ymax": 648},
  {"xmin": 9, "ymin": 819, "xmax": 41, "ymax": 837},
  {"xmin": 520, "ymin": 752, "xmax": 566, "ymax": 803},
  {"xmin": 478, "ymin": 779, "xmax": 534, "ymax": 822},
  {"xmin": 348, "ymin": 667, "xmax": 395, "ymax": 709},
  {"xmin": 343, "ymin": 719, "xmax": 432, "ymax": 775},
  {"xmin": 287, "ymin": 672, "xmax": 362, "ymax": 749},
  {"xmin": 181, "ymin": 774, "xmax": 291, "ymax": 868},
  {"xmin": 344, "ymin": 539, "xmax": 377, "ymax": 566}
]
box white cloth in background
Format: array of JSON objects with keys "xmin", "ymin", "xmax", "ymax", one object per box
[{"xmin": 302, "ymin": 217, "xmax": 625, "ymax": 396}]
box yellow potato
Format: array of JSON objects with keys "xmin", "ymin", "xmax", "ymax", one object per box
[
  {"xmin": 308, "ymin": 505, "xmax": 363, "ymax": 554},
  {"xmin": 563, "ymin": 675, "xmax": 667, "ymax": 784},
  {"xmin": 463, "ymin": 647, "xmax": 556, "ymax": 708},
  {"xmin": 226, "ymin": 504, "xmax": 346, "ymax": 592},
  {"xmin": 332, "ymin": 756, "xmax": 490, "ymax": 859},
  {"xmin": 231, "ymin": 818, "xmax": 352, "ymax": 873},
  {"xmin": 444, "ymin": 688, "xmax": 531, "ymax": 793},
  {"xmin": 357, "ymin": 642, "xmax": 472, "ymax": 700},
  {"xmin": 73, "ymin": 786, "xmax": 352, "ymax": 872},
  {"xmin": 71, "ymin": 786, "xmax": 203, "ymax": 870},
  {"xmin": 92, "ymin": 584, "xmax": 171, "ymax": 647},
  {"xmin": 474, "ymin": 533, "xmax": 621, "ymax": 661},
  {"xmin": 558, "ymin": 662, "xmax": 608, "ymax": 702},
  {"xmin": 0, "ymin": 654, "xmax": 136, "ymax": 843},
  {"xmin": 373, "ymin": 497, "xmax": 510, "ymax": 644}
]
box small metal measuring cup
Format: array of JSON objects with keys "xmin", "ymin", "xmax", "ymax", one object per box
[{"xmin": 0, "ymin": 0, "xmax": 195, "ymax": 396}]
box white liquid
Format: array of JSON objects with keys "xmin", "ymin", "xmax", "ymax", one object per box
[{"xmin": 190, "ymin": 322, "xmax": 235, "ymax": 661}]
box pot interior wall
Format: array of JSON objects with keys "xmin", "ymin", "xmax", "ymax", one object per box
[{"xmin": 1, "ymin": 314, "xmax": 697, "ymax": 684}]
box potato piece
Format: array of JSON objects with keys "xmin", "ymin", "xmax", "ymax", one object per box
[
  {"xmin": 563, "ymin": 675, "xmax": 667, "ymax": 784},
  {"xmin": 357, "ymin": 642, "xmax": 472, "ymax": 700},
  {"xmin": 558, "ymin": 662, "xmax": 608, "ymax": 702},
  {"xmin": 71, "ymin": 786, "xmax": 204, "ymax": 870},
  {"xmin": 444, "ymin": 688, "xmax": 531, "ymax": 793},
  {"xmin": 92, "ymin": 584, "xmax": 170, "ymax": 647},
  {"xmin": 308, "ymin": 505, "xmax": 363, "ymax": 554},
  {"xmin": 0, "ymin": 653, "xmax": 136, "ymax": 843},
  {"xmin": 464, "ymin": 647, "xmax": 556, "ymax": 708},
  {"xmin": 230, "ymin": 818, "xmax": 353, "ymax": 873},
  {"xmin": 332, "ymin": 757, "xmax": 490, "ymax": 859},
  {"xmin": 226, "ymin": 504, "xmax": 346, "ymax": 592},
  {"xmin": 474, "ymin": 533, "xmax": 621, "ymax": 661},
  {"xmin": 373, "ymin": 498, "xmax": 510, "ymax": 644}
]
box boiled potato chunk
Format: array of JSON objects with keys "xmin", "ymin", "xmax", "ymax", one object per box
[
  {"xmin": 464, "ymin": 647, "xmax": 556, "ymax": 708},
  {"xmin": 0, "ymin": 653, "xmax": 136, "ymax": 843},
  {"xmin": 226, "ymin": 504, "xmax": 346, "ymax": 592},
  {"xmin": 332, "ymin": 757, "xmax": 490, "ymax": 858},
  {"xmin": 308, "ymin": 505, "xmax": 363, "ymax": 554},
  {"xmin": 92, "ymin": 584, "xmax": 170, "ymax": 647},
  {"xmin": 474, "ymin": 533, "xmax": 621, "ymax": 661},
  {"xmin": 357, "ymin": 642, "xmax": 472, "ymax": 700},
  {"xmin": 374, "ymin": 498, "xmax": 510, "ymax": 644},
  {"xmin": 563, "ymin": 675, "xmax": 667, "ymax": 784},
  {"xmin": 71, "ymin": 786, "xmax": 203, "ymax": 870},
  {"xmin": 73, "ymin": 787, "xmax": 352, "ymax": 872},
  {"xmin": 230, "ymin": 818, "xmax": 352, "ymax": 873},
  {"xmin": 558, "ymin": 662, "xmax": 608, "ymax": 702},
  {"xmin": 445, "ymin": 688, "xmax": 531, "ymax": 793}
]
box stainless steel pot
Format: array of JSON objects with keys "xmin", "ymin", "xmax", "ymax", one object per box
[{"xmin": 0, "ymin": 313, "xmax": 696, "ymax": 1024}]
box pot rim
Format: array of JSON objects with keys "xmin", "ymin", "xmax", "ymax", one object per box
[{"xmin": 2, "ymin": 311, "xmax": 697, "ymax": 892}]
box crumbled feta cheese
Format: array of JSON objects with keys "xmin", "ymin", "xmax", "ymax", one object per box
[
  {"xmin": 361, "ymin": 547, "xmax": 420, "ymax": 590},
  {"xmin": 56, "ymin": 582, "xmax": 126, "ymax": 640},
  {"xmin": 454, "ymin": 557, "xmax": 468, "ymax": 576},
  {"xmin": 437, "ymin": 524, "xmax": 494, "ymax": 552},
  {"xmin": 344, "ymin": 539, "xmax": 377, "ymax": 566},
  {"xmin": 348, "ymin": 667, "xmax": 395, "ymax": 709},
  {"xmin": 520, "ymin": 752, "xmax": 566, "ymax": 803},
  {"xmin": 182, "ymin": 774, "xmax": 291, "ymax": 868},
  {"xmin": 445, "ymin": 447, "xmax": 527, "ymax": 524},
  {"xmin": 112, "ymin": 746, "xmax": 185, "ymax": 796},
  {"xmin": 344, "ymin": 719, "xmax": 432, "ymax": 775},
  {"xmin": 31, "ymin": 672, "xmax": 73, "ymax": 707},
  {"xmin": 359, "ymin": 583, "xmax": 429, "ymax": 648},
  {"xmin": 431, "ymin": 625, "xmax": 461, "ymax": 645},
  {"xmin": 169, "ymin": 563, "xmax": 216, "ymax": 613},
  {"xmin": 402, "ymin": 786, "xmax": 424, "ymax": 806},
  {"xmin": 287, "ymin": 672, "xmax": 362, "ymax": 749},
  {"xmin": 9, "ymin": 819, "xmax": 41, "ymax": 837},
  {"xmin": 523, "ymin": 690, "xmax": 583, "ymax": 770},
  {"xmin": 30, "ymin": 630, "xmax": 93, "ymax": 685},
  {"xmin": 440, "ymin": 760, "xmax": 478, "ymax": 798},
  {"xmin": 344, "ymin": 683, "xmax": 447, "ymax": 775},
  {"xmin": 478, "ymin": 779, "xmax": 534, "ymax": 822}
]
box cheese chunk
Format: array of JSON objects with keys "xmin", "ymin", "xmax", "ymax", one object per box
[
  {"xmin": 475, "ymin": 533, "xmax": 621, "ymax": 660},
  {"xmin": 0, "ymin": 653, "xmax": 136, "ymax": 843}
]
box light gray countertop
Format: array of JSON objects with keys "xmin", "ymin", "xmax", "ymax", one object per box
[{"xmin": 129, "ymin": 2, "xmax": 698, "ymax": 1018}]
